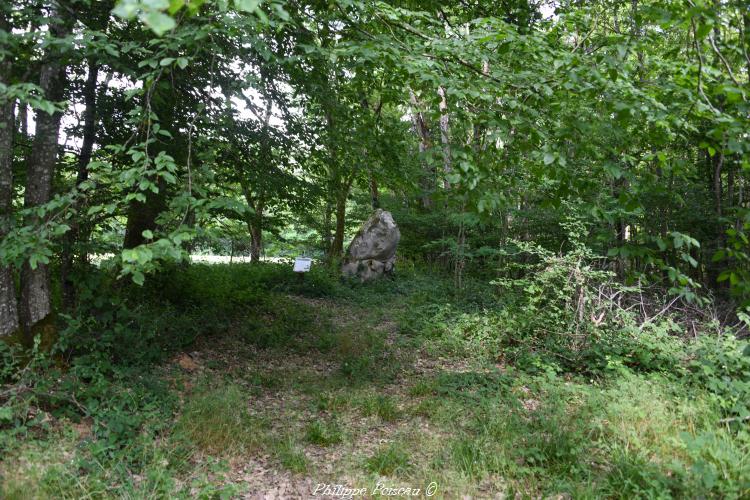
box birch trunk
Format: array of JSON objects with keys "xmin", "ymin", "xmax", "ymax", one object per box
[{"xmin": 437, "ymin": 86, "xmax": 451, "ymax": 189}]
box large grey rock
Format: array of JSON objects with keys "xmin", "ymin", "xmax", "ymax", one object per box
[{"xmin": 342, "ymin": 209, "xmax": 400, "ymax": 282}]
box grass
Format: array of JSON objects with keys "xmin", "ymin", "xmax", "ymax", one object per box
[
  {"xmin": 365, "ymin": 443, "xmax": 412, "ymax": 476},
  {"xmin": 304, "ymin": 419, "xmax": 343, "ymax": 446},
  {"xmin": 272, "ymin": 436, "xmax": 309, "ymax": 473},
  {"xmin": 2, "ymin": 263, "xmax": 749, "ymax": 498},
  {"xmin": 173, "ymin": 383, "xmax": 265, "ymax": 455},
  {"xmin": 359, "ymin": 394, "xmax": 401, "ymax": 422}
]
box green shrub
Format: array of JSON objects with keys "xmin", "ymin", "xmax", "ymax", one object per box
[{"xmin": 686, "ymin": 334, "xmax": 750, "ymax": 419}]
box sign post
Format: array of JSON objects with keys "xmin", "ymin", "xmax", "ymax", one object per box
[{"xmin": 293, "ymin": 257, "xmax": 312, "ymax": 282}]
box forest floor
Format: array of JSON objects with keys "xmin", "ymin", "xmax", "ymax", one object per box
[
  {"xmin": 167, "ymin": 293, "xmax": 505, "ymax": 498},
  {"xmin": 1, "ymin": 263, "xmax": 748, "ymax": 498}
]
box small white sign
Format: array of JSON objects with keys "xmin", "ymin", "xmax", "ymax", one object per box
[{"xmin": 293, "ymin": 257, "xmax": 312, "ymax": 273}]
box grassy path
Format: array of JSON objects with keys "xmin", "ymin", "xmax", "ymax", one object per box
[
  {"xmin": 2, "ymin": 266, "xmax": 748, "ymax": 498},
  {"xmin": 170, "ymin": 292, "xmax": 496, "ymax": 498}
]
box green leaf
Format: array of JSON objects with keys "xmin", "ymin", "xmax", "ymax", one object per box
[
  {"xmin": 543, "ymin": 153, "xmax": 555, "ymax": 165},
  {"xmin": 176, "ymin": 57, "xmax": 189, "ymax": 69},
  {"xmin": 141, "ymin": 11, "xmax": 176, "ymax": 36},
  {"xmin": 122, "ymin": 249, "xmax": 138, "ymax": 262},
  {"xmin": 112, "ymin": 0, "xmax": 139, "ymax": 19},
  {"xmin": 234, "ymin": 0, "xmax": 260, "ymax": 12},
  {"xmin": 160, "ymin": 57, "xmax": 175, "ymax": 66},
  {"xmin": 144, "ymin": 0, "xmax": 170, "ymax": 8},
  {"xmin": 132, "ymin": 271, "xmax": 145, "ymax": 286},
  {"xmin": 0, "ymin": 407, "xmax": 12, "ymax": 423},
  {"xmin": 168, "ymin": 0, "xmax": 186, "ymax": 14},
  {"xmin": 695, "ymin": 23, "xmax": 712, "ymax": 40},
  {"xmin": 136, "ymin": 248, "xmax": 153, "ymax": 265}
]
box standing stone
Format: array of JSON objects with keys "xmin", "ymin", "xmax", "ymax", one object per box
[{"xmin": 342, "ymin": 209, "xmax": 400, "ymax": 282}]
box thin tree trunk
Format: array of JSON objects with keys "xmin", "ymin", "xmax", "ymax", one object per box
[
  {"xmin": 0, "ymin": 12, "xmax": 19, "ymax": 336},
  {"xmin": 249, "ymin": 221, "xmax": 262, "ymax": 263},
  {"xmin": 331, "ymin": 191, "xmax": 347, "ymax": 257},
  {"xmin": 20, "ymin": 5, "xmax": 71, "ymax": 333},
  {"xmin": 322, "ymin": 103, "xmax": 351, "ymax": 259},
  {"xmin": 714, "ymin": 150, "xmax": 724, "ymax": 218},
  {"xmin": 243, "ymin": 194, "xmax": 264, "ymax": 264},
  {"xmin": 360, "ymin": 97, "xmax": 381, "ymax": 210},
  {"xmin": 728, "ymin": 160, "xmax": 734, "ymax": 212},
  {"xmin": 631, "ymin": 0, "xmax": 644, "ymax": 80},
  {"xmin": 437, "ymin": 85, "xmax": 452, "ymax": 189},
  {"xmin": 737, "ymin": 175, "xmax": 744, "ymax": 232},
  {"xmin": 369, "ymin": 175, "xmax": 379, "ymax": 209},
  {"xmin": 244, "ymin": 93, "xmax": 272, "ymax": 264},
  {"xmin": 323, "ymin": 200, "xmax": 333, "ymax": 252},
  {"xmin": 409, "ymin": 90, "xmax": 433, "ymax": 209},
  {"xmin": 61, "ymin": 60, "xmax": 99, "ymax": 310}
]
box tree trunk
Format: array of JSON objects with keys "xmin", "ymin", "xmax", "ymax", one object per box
[
  {"xmin": 249, "ymin": 222, "xmax": 262, "ymax": 263},
  {"xmin": 248, "ymin": 91, "xmax": 272, "ymax": 264},
  {"xmin": 331, "ymin": 192, "xmax": 347, "ymax": 258},
  {"xmin": 323, "ymin": 200, "xmax": 333, "ymax": 251},
  {"xmin": 369, "ymin": 175, "xmax": 379, "ymax": 209},
  {"xmin": 20, "ymin": 5, "xmax": 71, "ymax": 333},
  {"xmin": 123, "ymin": 183, "xmax": 167, "ymax": 249},
  {"xmin": 705, "ymin": 149, "xmax": 725, "ymax": 286},
  {"xmin": 360, "ymin": 97, "xmax": 381, "ymax": 209},
  {"xmin": 244, "ymin": 196, "xmax": 264, "ymax": 264},
  {"xmin": 0, "ymin": 13, "xmax": 18, "ymax": 336},
  {"xmin": 728, "ymin": 159, "xmax": 734, "ymax": 212},
  {"xmin": 714, "ymin": 150, "xmax": 724, "ymax": 218},
  {"xmin": 409, "ymin": 90, "xmax": 433, "ymax": 209},
  {"xmin": 437, "ymin": 86, "xmax": 452, "ymax": 189},
  {"xmin": 61, "ymin": 60, "xmax": 99, "ymax": 310},
  {"xmin": 123, "ymin": 78, "xmax": 180, "ymax": 250}
]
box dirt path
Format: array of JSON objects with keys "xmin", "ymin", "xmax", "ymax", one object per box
[{"xmin": 169, "ymin": 293, "xmax": 483, "ymax": 499}]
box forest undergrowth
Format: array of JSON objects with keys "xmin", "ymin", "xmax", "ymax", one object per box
[{"xmin": 1, "ymin": 257, "xmax": 749, "ymax": 499}]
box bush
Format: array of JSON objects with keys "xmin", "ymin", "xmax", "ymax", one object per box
[{"xmin": 686, "ymin": 335, "xmax": 750, "ymax": 420}]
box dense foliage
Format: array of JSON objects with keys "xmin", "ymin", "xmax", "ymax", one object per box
[
  {"xmin": 2, "ymin": 0, "xmax": 750, "ymax": 497},
  {"xmin": 1, "ymin": 0, "xmax": 749, "ymax": 315}
]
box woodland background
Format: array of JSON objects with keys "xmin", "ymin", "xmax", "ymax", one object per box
[{"xmin": 1, "ymin": 1, "xmax": 750, "ymax": 497}]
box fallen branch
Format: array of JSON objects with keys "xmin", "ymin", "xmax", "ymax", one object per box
[{"xmin": 719, "ymin": 415, "xmax": 750, "ymax": 424}]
